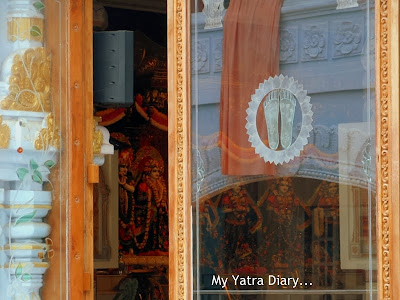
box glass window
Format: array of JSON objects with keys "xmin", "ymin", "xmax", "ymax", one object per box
[{"xmin": 191, "ymin": 0, "xmax": 377, "ymax": 299}]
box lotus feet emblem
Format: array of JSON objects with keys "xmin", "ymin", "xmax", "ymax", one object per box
[
  {"xmin": 264, "ymin": 89, "xmax": 296, "ymax": 150},
  {"xmin": 246, "ymin": 75, "xmax": 313, "ymax": 164}
]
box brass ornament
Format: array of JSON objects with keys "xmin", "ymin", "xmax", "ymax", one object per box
[
  {"xmin": 7, "ymin": 17, "xmax": 44, "ymax": 43},
  {"xmin": 2, "ymin": 47, "xmax": 52, "ymax": 112},
  {"xmin": 0, "ymin": 115, "xmax": 11, "ymax": 149},
  {"xmin": 93, "ymin": 119, "xmax": 104, "ymax": 154},
  {"xmin": 34, "ymin": 113, "xmax": 61, "ymax": 150}
]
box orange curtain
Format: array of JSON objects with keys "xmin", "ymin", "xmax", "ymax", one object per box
[{"xmin": 219, "ymin": 0, "xmax": 284, "ymax": 175}]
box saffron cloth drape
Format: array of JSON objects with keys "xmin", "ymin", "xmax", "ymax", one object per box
[{"xmin": 219, "ymin": 0, "xmax": 284, "ymax": 175}]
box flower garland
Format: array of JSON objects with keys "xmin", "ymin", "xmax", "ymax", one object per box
[
  {"xmin": 267, "ymin": 193, "xmax": 299, "ymax": 224},
  {"xmin": 144, "ymin": 177, "xmax": 168, "ymax": 249},
  {"xmin": 131, "ymin": 186, "xmax": 153, "ymax": 250},
  {"xmin": 132, "ymin": 177, "xmax": 167, "ymax": 250}
]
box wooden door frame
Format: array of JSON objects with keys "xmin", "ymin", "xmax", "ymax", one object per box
[
  {"xmin": 64, "ymin": 0, "xmax": 400, "ymax": 299},
  {"xmin": 68, "ymin": 0, "xmax": 95, "ymax": 299}
]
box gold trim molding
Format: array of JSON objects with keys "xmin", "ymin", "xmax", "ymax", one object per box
[
  {"xmin": 34, "ymin": 113, "xmax": 61, "ymax": 150},
  {"xmin": 0, "ymin": 115, "xmax": 11, "ymax": 149},
  {"xmin": 7, "ymin": 17, "xmax": 44, "ymax": 43},
  {"xmin": 92, "ymin": 119, "xmax": 103, "ymax": 154},
  {"xmin": 122, "ymin": 254, "xmax": 168, "ymax": 266},
  {"xmin": 376, "ymin": 0, "xmax": 399, "ymax": 299},
  {"xmin": 168, "ymin": 0, "xmax": 191, "ymax": 299}
]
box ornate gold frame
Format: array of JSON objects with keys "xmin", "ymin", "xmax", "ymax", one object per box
[
  {"xmin": 167, "ymin": 1, "xmax": 399, "ymax": 300},
  {"xmin": 375, "ymin": 1, "xmax": 400, "ymax": 300},
  {"xmin": 168, "ymin": 0, "xmax": 192, "ymax": 299}
]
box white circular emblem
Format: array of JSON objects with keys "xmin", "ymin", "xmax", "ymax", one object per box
[{"xmin": 245, "ymin": 75, "xmax": 313, "ymax": 164}]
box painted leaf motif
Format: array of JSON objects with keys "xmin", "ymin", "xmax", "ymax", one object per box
[
  {"xmin": 44, "ymin": 160, "xmax": 56, "ymax": 169},
  {"xmin": 16, "ymin": 168, "xmax": 29, "ymax": 181},
  {"xmin": 30, "ymin": 25, "xmax": 42, "ymax": 37},
  {"xmin": 33, "ymin": 1, "xmax": 45, "ymax": 11},
  {"xmin": 15, "ymin": 264, "xmax": 23, "ymax": 278},
  {"xmin": 21, "ymin": 274, "xmax": 33, "ymax": 281},
  {"xmin": 32, "ymin": 170, "xmax": 43, "ymax": 183},
  {"xmin": 15, "ymin": 210, "xmax": 37, "ymax": 226},
  {"xmin": 30, "ymin": 159, "xmax": 39, "ymax": 170}
]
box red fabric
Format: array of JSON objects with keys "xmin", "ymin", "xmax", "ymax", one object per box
[
  {"xmin": 219, "ymin": 0, "xmax": 283, "ymax": 175},
  {"xmin": 97, "ymin": 108, "xmax": 126, "ymax": 126}
]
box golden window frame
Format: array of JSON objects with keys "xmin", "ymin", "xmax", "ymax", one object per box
[{"xmin": 166, "ymin": 1, "xmax": 400, "ymax": 300}]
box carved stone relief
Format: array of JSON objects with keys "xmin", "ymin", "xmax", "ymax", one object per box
[
  {"xmin": 212, "ymin": 37, "xmax": 223, "ymax": 72},
  {"xmin": 195, "ymin": 149, "xmax": 206, "ymax": 193},
  {"xmin": 280, "ymin": 27, "xmax": 298, "ymax": 64},
  {"xmin": 202, "ymin": 0, "xmax": 224, "ymax": 29},
  {"xmin": 302, "ymin": 24, "xmax": 328, "ymax": 61},
  {"xmin": 191, "ymin": 38, "xmax": 210, "ymax": 74},
  {"xmin": 336, "ymin": 0, "xmax": 359, "ymax": 10},
  {"xmin": 311, "ymin": 125, "xmax": 339, "ymax": 154},
  {"xmin": 333, "ymin": 20, "xmax": 363, "ymax": 58}
]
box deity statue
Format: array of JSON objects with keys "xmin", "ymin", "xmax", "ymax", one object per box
[
  {"xmin": 313, "ymin": 181, "xmax": 343, "ymax": 288},
  {"xmin": 118, "ymin": 148, "xmax": 139, "ymax": 253},
  {"xmin": 258, "ymin": 177, "xmax": 312, "ymax": 279},
  {"xmin": 198, "ymin": 198, "xmax": 220, "ymax": 271},
  {"xmin": 131, "ymin": 153, "xmax": 168, "ymax": 255},
  {"xmin": 118, "ymin": 145, "xmax": 168, "ymax": 256},
  {"xmin": 200, "ymin": 198, "xmax": 219, "ymax": 237},
  {"xmin": 217, "ymin": 184, "xmax": 262, "ymax": 273}
]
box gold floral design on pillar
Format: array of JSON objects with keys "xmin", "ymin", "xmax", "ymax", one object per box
[
  {"xmin": 0, "ymin": 116, "xmax": 11, "ymax": 149},
  {"xmin": 93, "ymin": 118, "xmax": 104, "ymax": 154},
  {"xmin": 2, "ymin": 47, "xmax": 52, "ymax": 112},
  {"xmin": 7, "ymin": 17, "xmax": 44, "ymax": 43},
  {"xmin": 34, "ymin": 113, "xmax": 61, "ymax": 150}
]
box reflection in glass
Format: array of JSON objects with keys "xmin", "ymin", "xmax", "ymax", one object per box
[
  {"xmin": 202, "ymin": 0, "xmax": 225, "ymax": 29},
  {"xmin": 192, "ymin": 0, "xmax": 376, "ymax": 299},
  {"xmin": 263, "ymin": 89, "xmax": 297, "ymax": 150},
  {"xmin": 279, "ymin": 89, "xmax": 296, "ymax": 149},
  {"xmin": 218, "ymin": 0, "xmax": 283, "ymax": 176},
  {"xmin": 337, "ymin": 0, "xmax": 359, "ymax": 10},
  {"xmin": 264, "ymin": 90, "xmax": 280, "ymax": 150}
]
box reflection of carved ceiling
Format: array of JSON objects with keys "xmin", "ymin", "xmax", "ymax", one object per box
[
  {"xmin": 97, "ymin": 0, "xmax": 166, "ymax": 13},
  {"xmin": 192, "ymin": 122, "xmax": 376, "ymax": 201}
]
